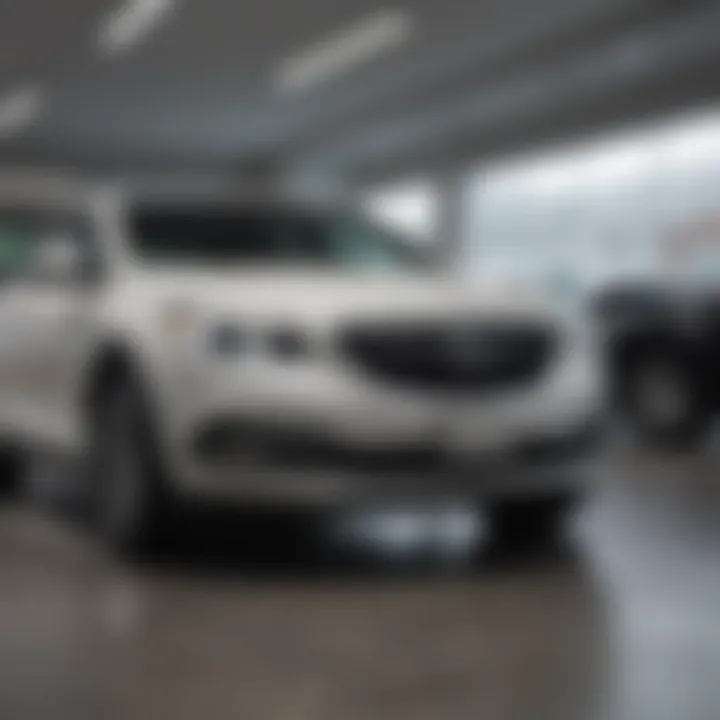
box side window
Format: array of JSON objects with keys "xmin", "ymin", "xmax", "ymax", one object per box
[
  {"xmin": 0, "ymin": 211, "xmax": 38, "ymax": 280},
  {"xmin": 2, "ymin": 211, "xmax": 102, "ymax": 286}
]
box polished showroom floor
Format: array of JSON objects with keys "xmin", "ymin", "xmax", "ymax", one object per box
[{"xmin": 1, "ymin": 445, "xmax": 720, "ymax": 720}]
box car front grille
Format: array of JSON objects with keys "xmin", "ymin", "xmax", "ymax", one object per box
[{"xmin": 339, "ymin": 319, "xmax": 557, "ymax": 393}]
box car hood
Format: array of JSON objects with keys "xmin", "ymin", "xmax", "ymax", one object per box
[{"xmin": 125, "ymin": 268, "xmax": 560, "ymax": 326}]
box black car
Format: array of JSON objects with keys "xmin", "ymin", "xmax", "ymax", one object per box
[{"xmin": 594, "ymin": 280, "xmax": 720, "ymax": 445}]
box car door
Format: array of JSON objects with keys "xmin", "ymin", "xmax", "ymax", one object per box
[{"xmin": 10, "ymin": 210, "xmax": 105, "ymax": 447}]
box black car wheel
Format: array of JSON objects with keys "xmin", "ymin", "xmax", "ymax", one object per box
[
  {"xmin": 486, "ymin": 492, "xmax": 578, "ymax": 547},
  {"xmin": 0, "ymin": 446, "xmax": 23, "ymax": 498},
  {"xmin": 623, "ymin": 352, "xmax": 710, "ymax": 447},
  {"xmin": 89, "ymin": 371, "xmax": 175, "ymax": 556}
]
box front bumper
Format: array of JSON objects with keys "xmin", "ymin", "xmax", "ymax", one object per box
[
  {"xmin": 175, "ymin": 416, "xmax": 604, "ymax": 505},
  {"xmin": 157, "ymin": 336, "xmax": 604, "ymax": 504}
]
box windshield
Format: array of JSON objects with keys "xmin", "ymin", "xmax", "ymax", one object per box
[{"xmin": 130, "ymin": 205, "xmax": 426, "ymax": 272}]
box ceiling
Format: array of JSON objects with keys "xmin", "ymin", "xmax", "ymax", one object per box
[{"xmin": 1, "ymin": 0, "xmax": 719, "ymax": 180}]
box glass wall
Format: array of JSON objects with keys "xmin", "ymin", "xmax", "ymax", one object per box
[{"xmin": 464, "ymin": 109, "xmax": 720, "ymax": 293}]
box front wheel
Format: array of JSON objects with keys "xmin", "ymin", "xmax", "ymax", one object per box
[
  {"xmin": 486, "ymin": 493, "xmax": 578, "ymax": 547},
  {"xmin": 0, "ymin": 446, "xmax": 23, "ymax": 498},
  {"xmin": 88, "ymin": 372, "xmax": 176, "ymax": 556}
]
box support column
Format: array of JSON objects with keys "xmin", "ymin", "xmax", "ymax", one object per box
[{"xmin": 432, "ymin": 168, "xmax": 471, "ymax": 273}]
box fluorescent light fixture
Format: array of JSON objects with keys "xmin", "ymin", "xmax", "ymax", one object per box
[
  {"xmin": 99, "ymin": 0, "xmax": 174, "ymax": 55},
  {"xmin": 276, "ymin": 8, "xmax": 413, "ymax": 94},
  {"xmin": 0, "ymin": 85, "xmax": 44, "ymax": 139}
]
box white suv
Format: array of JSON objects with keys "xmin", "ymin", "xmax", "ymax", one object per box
[{"xmin": 0, "ymin": 178, "xmax": 603, "ymax": 552}]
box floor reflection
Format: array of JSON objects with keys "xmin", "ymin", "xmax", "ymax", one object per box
[
  {"xmin": 1, "ymin": 445, "xmax": 720, "ymax": 719},
  {"xmin": 581, "ymin": 447, "xmax": 720, "ymax": 720}
]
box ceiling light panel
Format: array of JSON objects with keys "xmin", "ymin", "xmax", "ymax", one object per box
[
  {"xmin": 99, "ymin": 0, "xmax": 175, "ymax": 55},
  {"xmin": 276, "ymin": 8, "xmax": 414, "ymax": 94},
  {"xmin": 0, "ymin": 85, "xmax": 44, "ymax": 139}
]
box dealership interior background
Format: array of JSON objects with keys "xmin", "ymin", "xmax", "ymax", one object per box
[{"xmin": 3, "ymin": 1, "xmax": 720, "ymax": 719}]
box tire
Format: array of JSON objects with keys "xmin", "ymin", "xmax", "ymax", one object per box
[
  {"xmin": 486, "ymin": 492, "xmax": 577, "ymax": 546},
  {"xmin": 622, "ymin": 351, "xmax": 710, "ymax": 448},
  {"xmin": 88, "ymin": 369, "xmax": 175, "ymax": 556},
  {"xmin": 0, "ymin": 446, "xmax": 23, "ymax": 499}
]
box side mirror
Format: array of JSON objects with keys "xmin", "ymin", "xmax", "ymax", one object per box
[{"xmin": 33, "ymin": 235, "xmax": 84, "ymax": 282}]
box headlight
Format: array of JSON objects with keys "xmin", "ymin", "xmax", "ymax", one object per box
[
  {"xmin": 207, "ymin": 323, "xmax": 252, "ymax": 356},
  {"xmin": 206, "ymin": 322, "xmax": 310, "ymax": 361},
  {"xmin": 266, "ymin": 327, "xmax": 310, "ymax": 360}
]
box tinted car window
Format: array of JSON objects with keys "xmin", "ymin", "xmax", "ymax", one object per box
[{"xmin": 131, "ymin": 205, "xmax": 426, "ymax": 271}]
